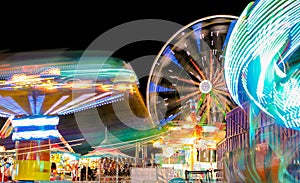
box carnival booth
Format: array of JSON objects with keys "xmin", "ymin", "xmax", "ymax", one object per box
[
  {"xmin": 0, "ymin": 147, "xmax": 15, "ymax": 182},
  {"xmin": 81, "ymin": 147, "xmax": 134, "ymax": 182},
  {"xmin": 50, "ymin": 144, "xmax": 80, "ymax": 181}
]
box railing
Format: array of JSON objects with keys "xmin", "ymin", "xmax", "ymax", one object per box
[
  {"xmin": 73, "ymin": 175, "xmax": 131, "ymax": 182},
  {"xmin": 185, "ymin": 169, "xmax": 223, "ymax": 183}
]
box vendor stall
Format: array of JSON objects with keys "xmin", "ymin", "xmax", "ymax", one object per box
[{"xmin": 50, "ymin": 144, "xmax": 80, "ymax": 181}]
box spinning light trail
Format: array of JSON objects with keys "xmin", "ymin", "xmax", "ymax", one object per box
[
  {"xmin": 224, "ymin": 0, "xmax": 300, "ymax": 130},
  {"xmin": 0, "ymin": 50, "xmax": 139, "ymax": 181},
  {"xmin": 223, "ymin": 0, "xmax": 300, "ymax": 182}
]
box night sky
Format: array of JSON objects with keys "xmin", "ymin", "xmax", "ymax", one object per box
[
  {"xmin": 0, "ymin": 1, "xmax": 252, "ymax": 97},
  {"xmin": 0, "ymin": 2, "xmax": 253, "ymax": 154},
  {"xmin": 0, "ymin": 2, "xmax": 251, "ymax": 53}
]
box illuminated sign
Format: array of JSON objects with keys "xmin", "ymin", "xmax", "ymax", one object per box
[{"xmin": 11, "ymin": 116, "xmax": 60, "ymax": 141}]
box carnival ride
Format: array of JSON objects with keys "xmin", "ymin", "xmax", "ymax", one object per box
[
  {"xmin": 146, "ymin": 15, "xmax": 238, "ymax": 170},
  {"xmin": 0, "ymin": 50, "xmax": 161, "ymax": 181},
  {"xmin": 223, "ymin": 0, "xmax": 300, "ymax": 182},
  {"xmin": 224, "ymin": 0, "xmax": 300, "ymax": 131},
  {"xmin": 0, "ymin": 1, "xmax": 298, "ymax": 181}
]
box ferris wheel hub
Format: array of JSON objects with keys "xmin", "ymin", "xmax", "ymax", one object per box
[{"xmin": 199, "ymin": 80, "xmax": 212, "ymax": 93}]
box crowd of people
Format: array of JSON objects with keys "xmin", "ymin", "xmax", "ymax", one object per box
[
  {"xmin": 80, "ymin": 157, "xmax": 133, "ymax": 181},
  {"xmin": 0, "ymin": 154, "xmax": 148, "ymax": 182}
]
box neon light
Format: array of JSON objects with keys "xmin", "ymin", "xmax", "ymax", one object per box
[
  {"xmin": 59, "ymin": 92, "xmax": 112, "ymax": 114},
  {"xmin": 162, "ymin": 46, "xmax": 183, "ymax": 69},
  {"xmin": 11, "ymin": 116, "xmax": 59, "ymax": 127},
  {"xmin": 43, "ymin": 95, "xmax": 69, "ymax": 115},
  {"xmin": 49, "ymin": 93, "xmax": 96, "ymax": 115},
  {"xmin": 14, "ymin": 125, "xmax": 57, "ymax": 132},
  {"xmin": 28, "ymin": 95, "xmax": 35, "ymax": 115},
  {"xmin": 12, "ymin": 130, "xmax": 60, "ymax": 141},
  {"xmin": 35, "ymin": 95, "xmax": 45, "ymax": 115},
  {"xmin": 28, "ymin": 94, "xmax": 45, "ymax": 115},
  {"xmin": 192, "ymin": 23, "xmax": 202, "ymax": 53},
  {"xmin": 149, "ymin": 82, "xmax": 175, "ymax": 93},
  {"xmin": 0, "ymin": 95, "xmax": 28, "ymax": 116},
  {"xmin": 40, "ymin": 67, "xmax": 60, "ymax": 77},
  {"xmin": 0, "ymin": 113, "xmax": 11, "ymax": 118},
  {"xmin": 222, "ymin": 20, "xmax": 237, "ymax": 50},
  {"xmin": 0, "ymin": 56, "xmax": 139, "ymax": 92},
  {"xmin": 60, "ymin": 92, "xmax": 112, "ymax": 112},
  {"xmin": 159, "ymin": 112, "xmax": 181, "ymax": 126},
  {"xmin": 0, "ymin": 110, "xmax": 13, "ymax": 118},
  {"xmin": 224, "ymin": 0, "xmax": 300, "ymax": 129},
  {"xmin": 58, "ymin": 94, "xmax": 124, "ymax": 115}
]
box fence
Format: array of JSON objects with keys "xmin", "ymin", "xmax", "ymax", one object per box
[
  {"xmin": 130, "ymin": 167, "xmax": 175, "ymax": 183},
  {"xmin": 184, "ymin": 169, "xmax": 223, "ymax": 183},
  {"xmin": 217, "ymin": 102, "xmax": 300, "ymax": 182}
]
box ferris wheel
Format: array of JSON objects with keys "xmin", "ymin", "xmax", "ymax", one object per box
[{"xmin": 146, "ymin": 15, "xmax": 238, "ymax": 128}]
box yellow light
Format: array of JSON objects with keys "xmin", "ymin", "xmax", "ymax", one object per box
[{"xmin": 186, "ymin": 116, "xmax": 192, "ymax": 121}]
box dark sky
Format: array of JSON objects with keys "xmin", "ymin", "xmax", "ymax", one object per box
[
  {"xmin": 0, "ymin": 1, "xmax": 252, "ymax": 98},
  {"xmin": 0, "ymin": 2, "xmax": 251, "ymax": 51}
]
